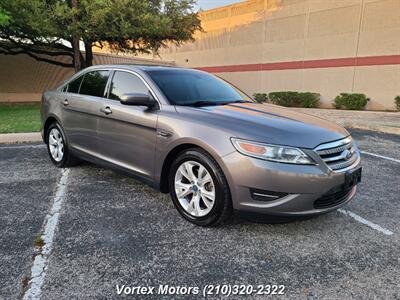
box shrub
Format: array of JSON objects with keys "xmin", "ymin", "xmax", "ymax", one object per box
[
  {"xmin": 268, "ymin": 91, "xmax": 320, "ymax": 108},
  {"xmin": 268, "ymin": 91, "xmax": 297, "ymax": 107},
  {"xmin": 334, "ymin": 93, "xmax": 369, "ymax": 110},
  {"xmin": 395, "ymin": 96, "xmax": 400, "ymax": 111},
  {"xmin": 252, "ymin": 93, "xmax": 268, "ymax": 103},
  {"xmin": 297, "ymin": 92, "xmax": 321, "ymax": 108}
]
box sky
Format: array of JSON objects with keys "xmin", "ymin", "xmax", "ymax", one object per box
[{"xmin": 196, "ymin": 0, "xmax": 245, "ymax": 11}]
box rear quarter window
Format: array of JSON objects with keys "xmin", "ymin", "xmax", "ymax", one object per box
[
  {"xmin": 79, "ymin": 71, "xmax": 110, "ymax": 97},
  {"xmin": 66, "ymin": 75, "xmax": 84, "ymax": 93}
]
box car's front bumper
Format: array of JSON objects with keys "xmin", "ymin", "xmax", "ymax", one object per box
[{"xmin": 220, "ymin": 150, "xmax": 361, "ymax": 217}]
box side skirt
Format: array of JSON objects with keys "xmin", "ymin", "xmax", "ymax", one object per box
[{"xmin": 71, "ymin": 147, "xmax": 160, "ymax": 190}]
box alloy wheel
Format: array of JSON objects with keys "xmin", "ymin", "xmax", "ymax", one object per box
[
  {"xmin": 48, "ymin": 128, "xmax": 64, "ymax": 162},
  {"xmin": 174, "ymin": 160, "xmax": 216, "ymax": 217}
]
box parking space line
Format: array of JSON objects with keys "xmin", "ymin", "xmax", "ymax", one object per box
[
  {"xmin": 361, "ymin": 151, "xmax": 400, "ymax": 164},
  {"xmin": 0, "ymin": 144, "xmax": 45, "ymax": 149},
  {"xmin": 22, "ymin": 168, "xmax": 70, "ymax": 300},
  {"xmin": 338, "ymin": 209, "xmax": 394, "ymax": 236}
]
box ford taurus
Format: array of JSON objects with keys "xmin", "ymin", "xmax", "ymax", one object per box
[{"xmin": 41, "ymin": 65, "xmax": 362, "ymax": 226}]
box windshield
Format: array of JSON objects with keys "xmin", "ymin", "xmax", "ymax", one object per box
[{"xmin": 146, "ymin": 69, "xmax": 253, "ymax": 106}]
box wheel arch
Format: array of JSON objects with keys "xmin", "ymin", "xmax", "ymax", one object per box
[
  {"xmin": 159, "ymin": 143, "xmax": 199, "ymax": 193},
  {"xmin": 43, "ymin": 116, "xmax": 59, "ymax": 144},
  {"xmin": 159, "ymin": 142, "xmax": 229, "ymax": 193}
]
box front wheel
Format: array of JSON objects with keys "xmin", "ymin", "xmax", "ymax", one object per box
[{"xmin": 169, "ymin": 148, "xmax": 232, "ymax": 226}]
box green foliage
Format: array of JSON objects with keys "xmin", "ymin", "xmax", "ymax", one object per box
[
  {"xmin": 395, "ymin": 96, "xmax": 400, "ymax": 111},
  {"xmin": 34, "ymin": 234, "xmax": 45, "ymax": 248},
  {"xmin": 0, "ymin": 8, "xmax": 10, "ymax": 26},
  {"xmin": 334, "ymin": 93, "xmax": 369, "ymax": 110},
  {"xmin": 268, "ymin": 91, "xmax": 320, "ymax": 108},
  {"xmin": 0, "ymin": 0, "xmax": 201, "ymax": 69},
  {"xmin": 75, "ymin": 0, "xmax": 202, "ymax": 53},
  {"xmin": 297, "ymin": 92, "xmax": 321, "ymax": 108},
  {"xmin": 0, "ymin": 103, "xmax": 41, "ymax": 133},
  {"xmin": 252, "ymin": 93, "xmax": 268, "ymax": 103}
]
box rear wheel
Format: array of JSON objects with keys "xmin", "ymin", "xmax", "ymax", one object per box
[
  {"xmin": 169, "ymin": 148, "xmax": 232, "ymax": 226},
  {"xmin": 46, "ymin": 122, "xmax": 79, "ymax": 167}
]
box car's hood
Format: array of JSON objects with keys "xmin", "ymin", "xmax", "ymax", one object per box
[{"xmin": 175, "ymin": 103, "xmax": 349, "ymax": 149}]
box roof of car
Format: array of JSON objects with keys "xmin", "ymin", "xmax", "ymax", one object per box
[{"xmin": 86, "ymin": 64, "xmax": 189, "ymax": 72}]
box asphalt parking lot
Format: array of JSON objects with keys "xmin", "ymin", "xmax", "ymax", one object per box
[{"xmin": 0, "ymin": 129, "xmax": 399, "ymax": 299}]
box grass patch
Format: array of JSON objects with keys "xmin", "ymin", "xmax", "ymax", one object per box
[
  {"xmin": 0, "ymin": 103, "xmax": 41, "ymax": 133},
  {"xmin": 33, "ymin": 234, "xmax": 45, "ymax": 248}
]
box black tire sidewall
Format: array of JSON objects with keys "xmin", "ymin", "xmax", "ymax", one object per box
[
  {"xmin": 46, "ymin": 122, "xmax": 69, "ymax": 167},
  {"xmin": 169, "ymin": 149, "xmax": 229, "ymax": 226}
]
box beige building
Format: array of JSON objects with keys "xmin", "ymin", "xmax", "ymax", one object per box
[
  {"xmin": 149, "ymin": 0, "xmax": 400, "ymax": 111},
  {"xmin": 1, "ymin": 0, "xmax": 399, "ymax": 110},
  {"xmin": 0, "ymin": 52, "xmax": 172, "ymax": 102}
]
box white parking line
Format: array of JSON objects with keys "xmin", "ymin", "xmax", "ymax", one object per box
[
  {"xmin": 338, "ymin": 209, "xmax": 394, "ymax": 236},
  {"xmin": 361, "ymin": 151, "xmax": 400, "ymax": 163},
  {"xmin": 0, "ymin": 144, "xmax": 45, "ymax": 149},
  {"xmin": 22, "ymin": 168, "xmax": 70, "ymax": 300}
]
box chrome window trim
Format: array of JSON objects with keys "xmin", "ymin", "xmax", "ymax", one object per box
[{"xmin": 58, "ymin": 68, "xmax": 161, "ymax": 107}]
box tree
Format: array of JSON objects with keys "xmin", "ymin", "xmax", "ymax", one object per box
[
  {"xmin": 0, "ymin": 8, "xmax": 10, "ymax": 26},
  {"xmin": 0, "ymin": 0, "xmax": 201, "ymax": 71}
]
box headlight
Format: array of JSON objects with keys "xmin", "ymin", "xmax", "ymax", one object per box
[{"xmin": 231, "ymin": 138, "xmax": 315, "ymax": 165}]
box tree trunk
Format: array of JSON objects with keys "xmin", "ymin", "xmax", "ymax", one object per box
[
  {"xmin": 71, "ymin": 0, "xmax": 82, "ymax": 72},
  {"xmin": 71, "ymin": 37, "xmax": 81, "ymax": 72},
  {"xmin": 84, "ymin": 41, "xmax": 93, "ymax": 68}
]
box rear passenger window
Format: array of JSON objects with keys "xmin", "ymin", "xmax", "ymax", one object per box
[
  {"xmin": 66, "ymin": 75, "xmax": 83, "ymax": 93},
  {"xmin": 79, "ymin": 71, "xmax": 109, "ymax": 97},
  {"xmin": 108, "ymin": 71, "xmax": 149, "ymax": 101}
]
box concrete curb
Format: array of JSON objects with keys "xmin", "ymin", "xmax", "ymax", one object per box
[
  {"xmin": 289, "ymin": 107, "xmax": 400, "ymax": 136},
  {"xmin": 345, "ymin": 125, "xmax": 400, "ymax": 136},
  {"xmin": 0, "ymin": 132, "xmax": 42, "ymax": 144}
]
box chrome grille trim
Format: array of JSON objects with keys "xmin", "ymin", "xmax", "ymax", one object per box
[
  {"xmin": 314, "ymin": 137, "xmax": 352, "ymax": 151},
  {"xmin": 314, "ymin": 137, "xmax": 360, "ymax": 172},
  {"xmin": 329, "ymin": 155, "xmax": 358, "ymax": 169},
  {"xmin": 316, "ymin": 142, "xmax": 352, "ymax": 155}
]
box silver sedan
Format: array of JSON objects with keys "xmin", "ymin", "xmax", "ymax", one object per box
[{"xmin": 41, "ymin": 65, "xmax": 361, "ymax": 226}]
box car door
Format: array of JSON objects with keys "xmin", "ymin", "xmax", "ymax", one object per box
[
  {"xmin": 61, "ymin": 70, "xmax": 110, "ymax": 155},
  {"xmin": 96, "ymin": 70, "xmax": 158, "ymax": 180}
]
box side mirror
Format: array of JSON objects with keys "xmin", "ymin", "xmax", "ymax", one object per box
[{"xmin": 120, "ymin": 93, "xmax": 157, "ymax": 109}]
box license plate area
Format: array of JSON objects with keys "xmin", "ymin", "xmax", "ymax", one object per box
[{"xmin": 345, "ymin": 167, "xmax": 362, "ymax": 190}]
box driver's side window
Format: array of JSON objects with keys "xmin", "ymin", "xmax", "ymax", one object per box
[{"xmin": 108, "ymin": 71, "xmax": 149, "ymax": 101}]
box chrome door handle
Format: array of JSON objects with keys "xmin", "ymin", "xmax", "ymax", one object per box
[
  {"xmin": 63, "ymin": 99, "xmax": 69, "ymax": 106},
  {"xmin": 100, "ymin": 106, "xmax": 112, "ymax": 115}
]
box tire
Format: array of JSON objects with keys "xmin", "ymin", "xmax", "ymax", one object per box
[
  {"xmin": 46, "ymin": 122, "xmax": 79, "ymax": 167},
  {"xmin": 169, "ymin": 148, "xmax": 232, "ymax": 226}
]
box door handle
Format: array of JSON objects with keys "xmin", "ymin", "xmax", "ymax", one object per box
[
  {"xmin": 63, "ymin": 99, "xmax": 69, "ymax": 106},
  {"xmin": 100, "ymin": 106, "xmax": 112, "ymax": 115}
]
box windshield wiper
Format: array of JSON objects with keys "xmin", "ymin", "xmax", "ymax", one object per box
[
  {"xmin": 223, "ymin": 100, "xmax": 253, "ymax": 104},
  {"xmin": 178, "ymin": 100, "xmax": 253, "ymax": 107},
  {"xmin": 179, "ymin": 101, "xmax": 221, "ymax": 107}
]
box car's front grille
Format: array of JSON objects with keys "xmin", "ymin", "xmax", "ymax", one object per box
[
  {"xmin": 315, "ymin": 137, "xmax": 359, "ymax": 171},
  {"xmin": 314, "ymin": 186, "xmax": 353, "ymax": 209}
]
